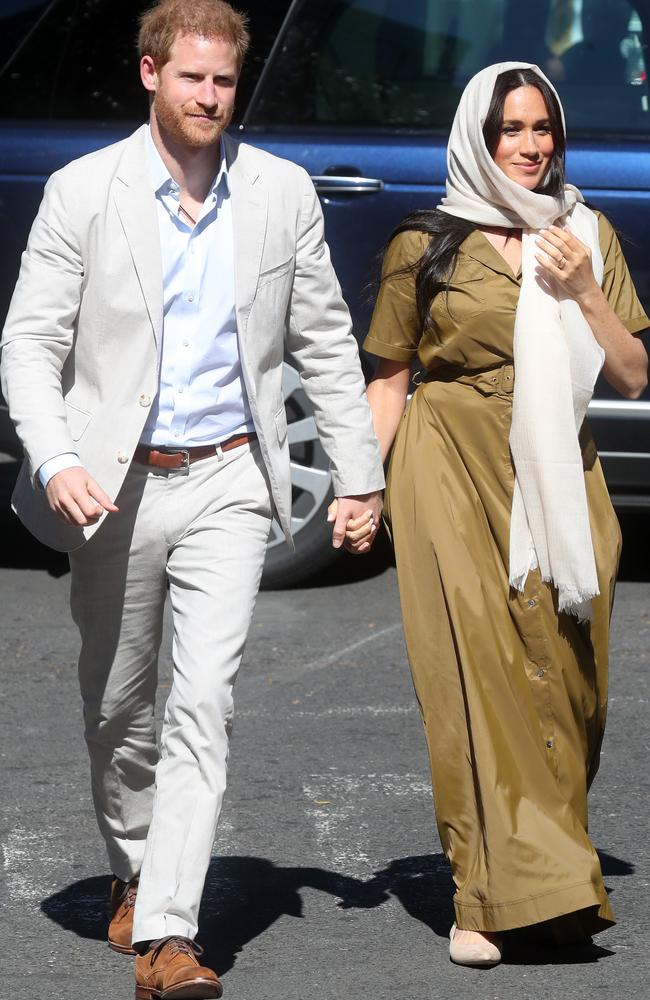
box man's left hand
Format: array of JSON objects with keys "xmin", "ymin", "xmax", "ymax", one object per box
[{"xmin": 327, "ymin": 491, "xmax": 383, "ymax": 553}]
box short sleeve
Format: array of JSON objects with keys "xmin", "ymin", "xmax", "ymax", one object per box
[
  {"xmin": 363, "ymin": 230, "xmax": 429, "ymax": 362},
  {"xmin": 597, "ymin": 212, "xmax": 649, "ymax": 335}
]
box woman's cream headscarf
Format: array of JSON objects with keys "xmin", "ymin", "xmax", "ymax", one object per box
[{"xmin": 439, "ymin": 62, "xmax": 605, "ymax": 620}]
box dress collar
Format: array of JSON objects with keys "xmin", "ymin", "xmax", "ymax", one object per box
[{"xmin": 461, "ymin": 228, "xmax": 521, "ymax": 282}]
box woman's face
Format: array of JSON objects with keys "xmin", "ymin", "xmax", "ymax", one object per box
[{"xmin": 492, "ymin": 86, "xmax": 555, "ymax": 190}]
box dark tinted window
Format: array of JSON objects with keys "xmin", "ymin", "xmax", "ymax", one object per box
[
  {"xmin": 246, "ymin": 0, "xmax": 650, "ymax": 135},
  {"xmin": 0, "ymin": 0, "xmax": 289, "ymax": 122}
]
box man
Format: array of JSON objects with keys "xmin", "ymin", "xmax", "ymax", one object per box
[{"xmin": 1, "ymin": 1, "xmax": 383, "ymax": 996}]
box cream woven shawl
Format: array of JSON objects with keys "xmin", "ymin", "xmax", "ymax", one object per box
[{"xmin": 438, "ymin": 62, "xmax": 605, "ymax": 620}]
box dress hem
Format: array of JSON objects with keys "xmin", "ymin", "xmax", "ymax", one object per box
[{"xmin": 454, "ymin": 879, "xmax": 615, "ymax": 933}]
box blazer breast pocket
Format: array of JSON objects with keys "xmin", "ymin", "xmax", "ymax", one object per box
[
  {"xmin": 257, "ymin": 255, "xmax": 294, "ymax": 291},
  {"xmin": 64, "ymin": 399, "xmax": 92, "ymax": 441}
]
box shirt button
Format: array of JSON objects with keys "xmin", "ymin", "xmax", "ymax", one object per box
[
  {"xmin": 177, "ymin": 387, "xmax": 184, "ymax": 394},
  {"xmin": 182, "ymin": 340, "xmax": 189, "ymax": 347},
  {"xmin": 173, "ymin": 431, "xmax": 180, "ymax": 438},
  {"xmin": 139, "ymin": 394, "xmax": 151, "ymax": 407},
  {"xmin": 117, "ymin": 451, "xmax": 129, "ymax": 464},
  {"xmin": 187, "ymin": 293, "xmax": 195, "ymax": 302}
]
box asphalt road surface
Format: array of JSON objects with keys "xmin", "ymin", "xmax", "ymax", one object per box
[{"xmin": 1, "ymin": 460, "xmax": 649, "ymax": 1000}]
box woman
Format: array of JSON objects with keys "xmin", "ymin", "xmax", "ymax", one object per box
[{"xmin": 350, "ymin": 63, "xmax": 648, "ymax": 965}]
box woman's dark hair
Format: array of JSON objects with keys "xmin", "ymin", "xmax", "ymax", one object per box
[
  {"xmin": 384, "ymin": 69, "xmax": 566, "ymax": 332},
  {"xmin": 484, "ymin": 68, "xmax": 566, "ymax": 196}
]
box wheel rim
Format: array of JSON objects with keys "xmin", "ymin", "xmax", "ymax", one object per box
[{"xmin": 266, "ymin": 362, "xmax": 332, "ymax": 552}]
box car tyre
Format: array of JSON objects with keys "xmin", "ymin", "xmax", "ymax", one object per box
[{"xmin": 261, "ymin": 361, "xmax": 341, "ymax": 589}]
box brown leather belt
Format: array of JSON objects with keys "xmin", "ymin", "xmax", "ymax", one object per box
[{"xmin": 133, "ymin": 433, "xmax": 257, "ymax": 471}]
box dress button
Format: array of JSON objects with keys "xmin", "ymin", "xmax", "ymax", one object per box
[
  {"xmin": 139, "ymin": 394, "xmax": 151, "ymax": 407},
  {"xmin": 546, "ymin": 739, "xmax": 554, "ymax": 749},
  {"xmin": 537, "ymin": 668, "xmax": 545, "ymax": 678},
  {"xmin": 527, "ymin": 599, "xmax": 536, "ymax": 608},
  {"xmin": 117, "ymin": 451, "xmax": 129, "ymax": 464}
]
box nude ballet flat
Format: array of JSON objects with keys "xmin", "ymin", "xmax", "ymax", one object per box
[{"xmin": 449, "ymin": 923, "xmax": 503, "ymax": 967}]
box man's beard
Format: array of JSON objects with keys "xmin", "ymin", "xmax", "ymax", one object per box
[{"xmin": 153, "ymin": 92, "xmax": 232, "ymax": 149}]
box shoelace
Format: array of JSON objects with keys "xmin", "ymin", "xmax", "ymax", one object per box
[
  {"xmin": 151, "ymin": 936, "xmax": 204, "ymax": 963},
  {"xmin": 123, "ymin": 882, "xmax": 138, "ymax": 910}
]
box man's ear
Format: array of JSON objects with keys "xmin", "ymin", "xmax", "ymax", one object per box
[{"xmin": 140, "ymin": 55, "xmax": 158, "ymax": 94}]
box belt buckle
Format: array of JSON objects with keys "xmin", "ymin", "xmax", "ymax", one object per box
[
  {"xmin": 499, "ymin": 364, "xmax": 514, "ymax": 393},
  {"xmin": 175, "ymin": 448, "xmax": 190, "ymax": 472},
  {"xmin": 162, "ymin": 447, "xmax": 190, "ymax": 473}
]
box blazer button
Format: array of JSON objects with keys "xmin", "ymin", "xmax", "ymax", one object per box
[
  {"xmin": 139, "ymin": 394, "xmax": 151, "ymax": 407},
  {"xmin": 117, "ymin": 451, "xmax": 130, "ymax": 464}
]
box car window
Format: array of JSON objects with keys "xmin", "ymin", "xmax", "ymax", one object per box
[
  {"xmin": 0, "ymin": 0, "xmax": 289, "ymax": 123},
  {"xmin": 246, "ymin": 0, "xmax": 650, "ymax": 136},
  {"xmin": 0, "ymin": 0, "xmax": 46, "ymax": 68}
]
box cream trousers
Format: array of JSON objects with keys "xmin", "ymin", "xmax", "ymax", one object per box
[{"xmin": 69, "ymin": 442, "xmax": 272, "ymax": 943}]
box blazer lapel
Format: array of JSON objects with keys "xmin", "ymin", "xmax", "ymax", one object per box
[
  {"xmin": 113, "ymin": 126, "xmax": 164, "ymax": 345},
  {"xmin": 224, "ymin": 133, "xmax": 268, "ymax": 334}
]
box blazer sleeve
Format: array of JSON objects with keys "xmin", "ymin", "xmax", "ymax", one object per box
[
  {"xmin": 1, "ymin": 169, "xmax": 84, "ymax": 481},
  {"xmin": 285, "ymin": 168, "xmax": 385, "ymax": 496}
]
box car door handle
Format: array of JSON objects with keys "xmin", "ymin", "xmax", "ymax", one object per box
[{"xmin": 311, "ymin": 175, "xmax": 384, "ymax": 194}]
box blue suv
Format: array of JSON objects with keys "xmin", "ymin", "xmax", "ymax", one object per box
[{"xmin": 1, "ymin": 0, "xmax": 649, "ymax": 586}]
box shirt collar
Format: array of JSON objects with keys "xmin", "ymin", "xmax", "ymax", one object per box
[{"xmin": 145, "ymin": 123, "xmax": 230, "ymax": 200}]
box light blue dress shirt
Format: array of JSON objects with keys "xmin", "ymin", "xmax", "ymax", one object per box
[
  {"xmin": 142, "ymin": 127, "xmax": 254, "ymax": 447},
  {"xmin": 39, "ymin": 127, "xmax": 253, "ymax": 486}
]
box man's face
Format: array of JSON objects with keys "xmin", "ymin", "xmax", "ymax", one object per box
[{"xmin": 141, "ymin": 33, "xmax": 239, "ymax": 149}]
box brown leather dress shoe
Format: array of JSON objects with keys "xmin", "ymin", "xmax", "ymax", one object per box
[
  {"xmin": 108, "ymin": 876, "xmax": 138, "ymax": 955},
  {"xmin": 135, "ymin": 937, "xmax": 223, "ymax": 999}
]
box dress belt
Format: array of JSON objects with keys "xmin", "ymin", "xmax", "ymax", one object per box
[
  {"xmin": 415, "ymin": 362, "xmax": 515, "ymax": 396},
  {"xmin": 133, "ymin": 433, "xmax": 257, "ymax": 470}
]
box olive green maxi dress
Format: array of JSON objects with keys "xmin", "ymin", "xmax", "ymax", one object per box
[{"xmin": 364, "ymin": 213, "xmax": 648, "ymax": 936}]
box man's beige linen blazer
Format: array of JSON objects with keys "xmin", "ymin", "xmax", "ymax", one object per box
[{"xmin": 1, "ymin": 126, "xmax": 384, "ymax": 551}]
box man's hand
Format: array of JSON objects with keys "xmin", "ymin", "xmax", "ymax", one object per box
[
  {"xmin": 45, "ymin": 467, "xmax": 119, "ymax": 526},
  {"xmin": 327, "ymin": 491, "xmax": 383, "ymax": 554}
]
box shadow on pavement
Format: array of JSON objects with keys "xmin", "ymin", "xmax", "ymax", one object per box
[
  {"xmin": 597, "ymin": 849, "xmax": 635, "ymax": 877},
  {"xmin": 503, "ymin": 937, "xmax": 614, "ymax": 965},
  {"xmin": 40, "ymin": 854, "xmax": 451, "ymax": 973},
  {"xmin": 41, "ymin": 850, "xmax": 625, "ymax": 972},
  {"xmin": 39, "ymin": 858, "xmax": 392, "ymax": 974}
]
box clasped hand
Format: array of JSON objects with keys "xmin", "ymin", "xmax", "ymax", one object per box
[{"xmin": 328, "ymin": 491, "xmax": 383, "ymax": 555}]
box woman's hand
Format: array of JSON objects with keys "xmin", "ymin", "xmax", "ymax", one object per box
[
  {"xmin": 535, "ymin": 225, "xmax": 647, "ymax": 399},
  {"xmin": 535, "ymin": 225, "xmax": 600, "ymax": 303},
  {"xmin": 327, "ymin": 498, "xmax": 378, "ymax": 555}
]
